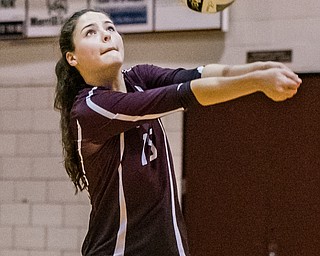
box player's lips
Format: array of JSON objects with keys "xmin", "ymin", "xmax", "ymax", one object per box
[{"xmin": 101, "ymin": 47, "xmax": 117, "ymax": 55}]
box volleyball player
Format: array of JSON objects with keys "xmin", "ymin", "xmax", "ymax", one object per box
[{"xmin": 54, "ymin": 9, "xmax": 301, "ymax": 256}]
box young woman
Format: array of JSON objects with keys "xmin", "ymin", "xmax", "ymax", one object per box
[{"xmin": 54, "ymin": 9, "xmax": 301, "ymax": 256}]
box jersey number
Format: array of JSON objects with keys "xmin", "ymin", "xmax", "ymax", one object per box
[{"xmin": 141, "ymin": 128, "xmax": 158, "ymax": 166}]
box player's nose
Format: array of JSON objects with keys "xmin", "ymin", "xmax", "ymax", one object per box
[{"xmin": 102, "ymin": 30, "xmax": 111, "ymax": 42}]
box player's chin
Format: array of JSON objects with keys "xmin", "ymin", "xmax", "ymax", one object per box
[{"xmin": 101, "ymin": 55, "xmax": 124, "ymax": 66}]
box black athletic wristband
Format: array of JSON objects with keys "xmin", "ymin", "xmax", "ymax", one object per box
[{"xmin": 177, "ymin": 81, "xmax": 202, "ymax": 109}]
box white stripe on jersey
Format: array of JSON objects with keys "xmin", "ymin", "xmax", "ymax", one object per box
[
  {"xmin": 158, "ymin": 120, "xmax": 186, "ymax": 256},
  {"xmin": 86, "ymin": 87, "xmax": 183, "ymax": 121},
  {"xmin": 76, "ymin": 120, "xmax": 89, "ymax": 188},
  {"xmin": 113, "ymin": 132, "xmax": 127, "ymax": 256}
]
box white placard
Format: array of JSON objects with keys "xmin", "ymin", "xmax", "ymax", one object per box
[
  {"xmin": 154, "ymin": 0, "xmax": 227, "ymax": 32},
  {"xmin": 26, "ymin": 0, "xmax": 88, "ymax": 37},
  {"xmin": 0, "ymin": 0, "xmax": 26, "ymax": 38},
  {"xmin": 89, "ymin": 0, "xmax": 153, "ymax": 33}
]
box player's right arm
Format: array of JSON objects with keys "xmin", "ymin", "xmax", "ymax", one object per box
[
  {"xmin": 190, "ymin": 67, "xmax": 302, "ymax": 105},
  {"xmin": 201, "ymin": 61, "xmax": 296, "ymax": 78}
]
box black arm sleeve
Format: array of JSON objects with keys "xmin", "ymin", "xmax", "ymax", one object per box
[{"xmin": 177, "ymin": 81, "xmax": 202, "ymax": 109}]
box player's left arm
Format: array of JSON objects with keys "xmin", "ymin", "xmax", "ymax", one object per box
[
  {"xmin": 201, "ymin": 61, "xmax": 294, "ymax": 78},
  {"xmin": 130, "ymin": 64, "xmax": 202, "ymax": 89}
]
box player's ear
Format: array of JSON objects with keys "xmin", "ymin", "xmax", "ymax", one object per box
[{"xmin": 66, "ymin": 52, "xmax": 78, "ymax": 66}]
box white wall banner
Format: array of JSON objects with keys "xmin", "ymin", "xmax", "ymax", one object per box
[
  {"xmin": 26, "ymin": 0, "xmax": 88, "ymax": 37},
  {"xmin": 0, "ymin": 0, "xmax": 26, "ymax": 39},
  {"xmin": 154, "ymin": 0, "xmax": 226, "ymax": 32}
]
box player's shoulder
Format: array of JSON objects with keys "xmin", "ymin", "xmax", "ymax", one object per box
[
  {"xmin": 122, "ymin": 64, "xmax": 160, "ymax": 87},
  {"xmin": 122, "ymin": 64, "xmax": 158, "ymax": 74}
]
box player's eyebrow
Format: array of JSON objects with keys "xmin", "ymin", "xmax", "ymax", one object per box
[
  {"xmin": 81, "ymin": 20, "xmax": 114, "ymax": 33},
  {"xmin": 81, "ymin": 23, "xmax": 95, "ymax": 33}
]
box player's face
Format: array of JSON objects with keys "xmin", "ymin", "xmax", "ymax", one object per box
[{"xmin": 67, "ymin": 11, "xmax": 124, "ymax": 79}]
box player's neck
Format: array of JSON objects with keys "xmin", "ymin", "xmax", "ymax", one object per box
[
  {"xmin": 112, "ymin": 73, "xmax": 126, "ymax": 93},
  {"xmin": 85, "ymin": 69, "xmax": 126, "ymax": 92},
  {"xmin": 105, "ymin": 70, "xmax": 126, "ymax": 92}
]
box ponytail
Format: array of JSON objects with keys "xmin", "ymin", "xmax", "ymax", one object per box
[
  {"xmin": 54, "ymin": 9, "xmax": 98, "ymax": 193},
  {"xmin": 54, "ymin": 57, "xmax": 87, "ymax": 193},
  {"xmin": 54, "ymin": 9, "xmax": 99, "ymax": 193}
]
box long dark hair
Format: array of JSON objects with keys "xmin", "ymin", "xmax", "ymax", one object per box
[{"xmin": 54, "ymin": 9, "xmax": 101, "ymax": 193}]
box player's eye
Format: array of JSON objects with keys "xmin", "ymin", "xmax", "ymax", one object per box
[
  {"xmin": 85, "ymin": 29, "xmax": 96, "ymax": 37},
  {"xmin": 107, "ymin": 25, "xmax": 116, "ymax": 32}
]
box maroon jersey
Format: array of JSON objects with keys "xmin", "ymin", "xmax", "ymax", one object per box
[{"xmin": 70, "ymin": 64, "xmax": 202, "ymax": 256}]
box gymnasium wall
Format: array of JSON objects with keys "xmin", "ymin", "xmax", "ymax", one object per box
[{"xmin": 0, "ymin": 1, "xmax": 319, "ymax": 255}]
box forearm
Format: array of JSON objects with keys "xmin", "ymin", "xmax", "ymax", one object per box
[
  {"xmin": 191, "ymin": 73, "xmax": 259, "ymax": 106},
  {"xmin": 201, "ymin": 61, "xmax": 284, "ymax": 78},
  {"xmin": 191, "ymin": 67, "xmax": 301, "ymax": 106},
  {"xmin": 224, "ymin": 62, "xmax": 266, "ymax": 76},
  {"xmin": 201, "ymin": 64, "xmax": 228, "ymax": 77}
]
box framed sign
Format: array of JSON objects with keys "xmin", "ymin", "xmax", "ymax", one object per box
[
  {"xmin": 0, "ymin": 0, "xmax": 26, "ymax": 39},
  {"xmin": 154, "ymin": 0, "xmax": 228, "ymax": 32},
  {"xmin": 89, "ymin": 0, "xmax": 153, "ymax": 33},
  {"xmin": 26, "ymin": 0, "xmax": 88, "ymax": 37}
]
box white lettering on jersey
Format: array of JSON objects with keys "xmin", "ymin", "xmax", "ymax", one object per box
[{"xmin": 141, "ymin": 128, "xmax": 158, "ymax": 166}]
